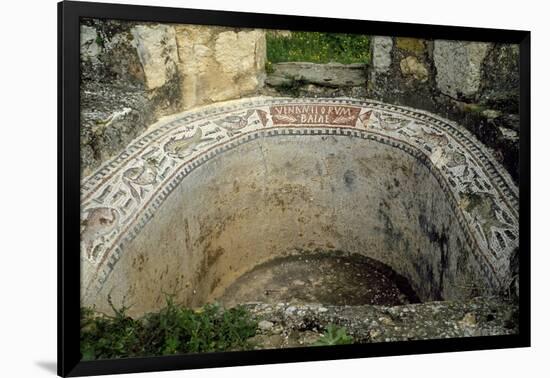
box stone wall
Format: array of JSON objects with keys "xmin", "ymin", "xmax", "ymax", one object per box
[
  {"xmin": 368, "ymin": 36, "xmax": 520, "ymax": 182},
  {"xmin": 80, "ymin": 19, "xmax": 266, "ymax": 176}
]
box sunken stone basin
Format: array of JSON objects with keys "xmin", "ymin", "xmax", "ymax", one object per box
[{"xmin": 80, "ymin": 97, "xmax": 519, "ymax": 317}]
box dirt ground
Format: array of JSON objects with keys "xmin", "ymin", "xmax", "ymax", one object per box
[{"xmin": 217, "ymin": 252, "xmax": 420, "ymax": 307}]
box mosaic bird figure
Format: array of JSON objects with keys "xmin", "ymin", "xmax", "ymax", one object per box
[
  {"xmin": 81, "ymin": 207, "xmax": 119, "ymax": 261},
  {"xmin": 122, "ymin": 158, "xmax": 159, "ymax": 203},
  {"xmin": 412, "ymin": 126, "xmax": 449, "ymax": 149},
  {"xmin": 213, "ymin": 109, "xmax": 255, "ymax": 136},
  {"xmin": 163, "ymin": 127, "xmax": 213, "ymax": 159}
]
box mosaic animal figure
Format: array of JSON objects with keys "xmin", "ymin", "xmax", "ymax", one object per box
[
  {"xmin": 81, "ymin": 207, "xmax": 119, "ymax": 261},
  {"xmin": 373, "ymin": 112, "xmax": 411, "ymax": 131},
  {"xmin": 122, "ymin": 157, "xmax": 159, "ymax": 203},
  {"xmin": 213, "ymin": 109, "xmax": 255, "ymax": 136},
  {"xmin": 446, "ymin": 150, "xmax": 467, "ymax": 169},
  {"xmin": 163, "ymin": 127, "xmax": 213, "ymax": 159},
  {"xmin": 458, "ymin": 191, "xmax": 514, "ymax": 250},
  {"xmin": 412, "ymin": 126, "xmax": 449, "ymax": 149}
]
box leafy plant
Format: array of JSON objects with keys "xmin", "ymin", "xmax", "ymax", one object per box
[
  {"xmin": 80, "ymin": 300, "xmax": 142, "ymax": 360},
  {"xmin": 266, "ymin": 32, "xmax": 370, "ymax": 65},
  {"xmin": 265, "ymin": 61, "xmax": 274, "ymax": 74},
  {"xmin": 80, "ymin": 295, "xmax": 258, "ymax": 360},
  {"xmin": 313, "ymin": 325, "xmax": 354, "ymax": 346}
]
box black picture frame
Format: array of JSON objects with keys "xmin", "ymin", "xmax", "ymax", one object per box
[{"xmin": 58, "ymin": 1, "xmax": 531, "ymax": 376}]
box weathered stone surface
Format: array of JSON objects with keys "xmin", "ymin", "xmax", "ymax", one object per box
[
  {"xmin": 130, "ymin": 24, "xmax": 178, "ymax": 90},
  {"xmin": 433, "ymin": 40, "xmax": 490, "ymax": 99},
  {"xmin": 80, "ymin": 25, "xmax": 101, "ymax": 63},
  {"xmin": 367, "ymin": 37, "xmax": 519, "ymax": 182},
  {"xmin": 479, "ymin": 44, "xmax": 520, "ymax": 113},
  {"xmin": 395, "ymin": 37, "xmax": 426, "ymax": 55},
  {"xmin": 79, "ymin": 20, "xmax": 182, "ymax": 174},
  {"xmin": 80, "ymin": 19, "xmax": 144, "ymax": 84},
  {"xmin": 266, "ymin": 62, "xmax": 366, "ymax": 88},
  {"xmin": 368, "ymin": 37, "xmax": 436, "ymax": 113},
  {"xmin": 245, "ymin": 297, "xmax": 518, "ymax": 348},
  {"xmin": 258, "ymin": 320, "xmax": 274, "ymax": 331},
  {"xmin": 80, "ymin": 20, "xmax": 266, "ymax": 173},
  {"xmin": 371, "ymin": 36, "xmax": 393, "ymax": 73},
  {"xmin": 264, "ymin": 62, "xmax": 367, "ymax": 98},
  {"xmin": 175, "ymin": 25, "xmax": 266, "ymax": 110},
  {"xmin": 400, "ymin": 55, "xmax": 429, "ymax": 82},
  {"xmin": 80, "ymin": 81, "xmax": 155, "ymax": 176},
  {"xmin": 79, "ymin": 98, "xmax": 518, "ymax": 318},
  {"xmin": 215, "ymin": 31, "xmax": 262, "ymax": 77}
]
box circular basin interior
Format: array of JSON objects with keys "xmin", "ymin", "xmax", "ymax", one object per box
[{"xmin": 94, "ymin": 133, "xmax": 492, "ymax": 316}]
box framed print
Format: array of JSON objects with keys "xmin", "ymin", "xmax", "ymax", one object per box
[{"xmin": 58, "ymin": 1, "xmax": 530, "ymax": 376}]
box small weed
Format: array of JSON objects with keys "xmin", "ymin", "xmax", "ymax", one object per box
[
  {"xmin": 265, "ymin": 61, "xmax": 274, "ymax": 74},
  {"xmin": 313, "ymin": 325, "xmax": 354, "ymax": 346},
  {"xmin": 95, "ymin": 34, "xmax": 104, "ymax": 48},
  {"xmin": 80, "ymin": 295, "xmax": 258, "ymax": 360}
]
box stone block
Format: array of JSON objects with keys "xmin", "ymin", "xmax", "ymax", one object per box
[
  {"xmin": 175, "ymin": 25, "xmax": 266, "ymax": 110},
  {"xmin": 434, "ymin": 40, "xmax": 490, "ymax": 99},
  {"xmin": 371, "ymin": 36, "xmax": 393, "ymax": 73},
  {"xmin": 400, "ymin": 55, "xmax": 429, "ymax": 82},
  {"xmin": 130, "ymin": 24, "xmax": 179, "ymax": 90},
  {"xmin": 395, "ymin": 37, "xmax": 426, "ymax": 55}
]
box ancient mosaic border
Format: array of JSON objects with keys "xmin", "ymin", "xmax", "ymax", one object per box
[{"xmin": 82, "ymin": 97, "xmax": 518, "ymax": 206}]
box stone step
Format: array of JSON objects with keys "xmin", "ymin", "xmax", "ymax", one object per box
[{"xmin": 266, "ymin": 62, "xmax": 367, "ymax": 88}]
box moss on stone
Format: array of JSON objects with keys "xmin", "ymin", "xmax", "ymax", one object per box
[
  {"xmin": 463, "ymin": 103, "xmax": 487, "ymax": 114},
  {"xmin": 396, "ymin": 37, "xmax": 426, "ymax": 55}
]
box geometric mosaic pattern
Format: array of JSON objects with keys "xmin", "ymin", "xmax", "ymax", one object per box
[{"xmin": 80, "ymin": 97, "xmax": 519, "ymax": 296}]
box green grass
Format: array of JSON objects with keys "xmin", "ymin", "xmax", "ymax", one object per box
[
  {"xmin": 80, "ymin": 296, "xmax": 258, "ymax": 360},
  {"xmin": 266, "ymin": 31, "xmax": 370, "ymax": 65}
]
